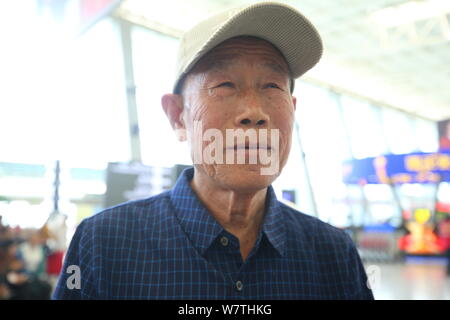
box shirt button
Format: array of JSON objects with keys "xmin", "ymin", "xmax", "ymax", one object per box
[
  {"xmin": 236, "ymin": 280, "xmax": 243, "ymax": 292},
  {"xmin": 220, "ymin": 236, "xmax": 229, "ymax": 246}
]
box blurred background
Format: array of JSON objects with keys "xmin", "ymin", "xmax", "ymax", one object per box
[{"xmin": 0, "ymin": 0, "xmax": 449, "ymax": 300}]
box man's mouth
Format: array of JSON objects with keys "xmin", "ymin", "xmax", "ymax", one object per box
[{"xmin": 229, "ymin": 143, "xmax": 272, "ymax": 151}]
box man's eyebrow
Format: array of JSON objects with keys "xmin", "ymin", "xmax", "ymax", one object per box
[
  {"xmin": 197, "ymin": 54, "xmax": 238, "ymax": 72},
  {"xmin": 262, "ymin": 62, "xmax": 290, "ymax": 77},
  {"xmin": 198, "ymin": 55, "xmax": 290, "ymax": 78}
]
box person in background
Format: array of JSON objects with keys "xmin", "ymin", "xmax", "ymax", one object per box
[
  {"xmin": 45, "ymin": 214, "xmax": 68, "ymax": 290},
  {"xmin": 18, "ymin": 231, "xmax": 47, "ymax": 279},
  {"xmin": 0, "ymin": 239, "xmax": 29, "ymax": 299},
  {"xmin": 0, "ymin": 217, "xmax": 13, "ymax": 242},
  {"xmin": 438, "ymin": 216, "xmax": 450, "ymax": 276},
  {"xmin": 0, "ymin": 240, "xmax": 14, "ymax": 299},
  {"xmin": 16, "ymin": 230, "xmax": 52, "ymax": 299}
]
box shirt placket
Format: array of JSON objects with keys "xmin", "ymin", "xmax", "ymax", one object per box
[{"xmin": 212, "ymin": 230, "xmax": 264, "ymax": 298}]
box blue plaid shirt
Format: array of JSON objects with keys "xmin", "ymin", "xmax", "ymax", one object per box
[{"xmin": 53, "ymin": 168, "xmax": 374, "ymax": 300}]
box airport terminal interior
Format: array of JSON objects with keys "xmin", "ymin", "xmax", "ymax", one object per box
[{"xmin": 0, "ymin": 0, "xmax": 450, "ymax": 300}]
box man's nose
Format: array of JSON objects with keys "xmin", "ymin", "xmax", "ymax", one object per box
[{"xmin": 234, "ymin": 95, "xmax": 270, "ymax": 128}]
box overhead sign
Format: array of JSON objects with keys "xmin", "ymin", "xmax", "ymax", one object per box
[{"xmin": 342, "ymin": 152, "xmax": 450, "ymax": 184}]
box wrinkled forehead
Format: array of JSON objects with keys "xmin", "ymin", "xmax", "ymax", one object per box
[{"xmin": 191, "ymin": 36, "xmax": 291, "ymax": 76}]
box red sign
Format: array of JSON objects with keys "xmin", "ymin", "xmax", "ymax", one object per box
[
  {"xmin": 79, "ymin": 0, "xmax": 120, "ymax": 28},
  {"xmin": 36, "ymin": 0, "xmax": 121, "ymax": 36}
]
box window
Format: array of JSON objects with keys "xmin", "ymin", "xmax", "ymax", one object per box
[
  {"xmin": 341, "ymin": 96, "xmax": 388, "ymax": 158},
  {"xmin": 381, "ymin": 107, "xmax": 418, "ymax": 154},
  {"xmin": 0, "ymin": 16, "xmax": 130, "ymax": 165},
  {"xmin": 414, "ymin": 117, "xmax": 439, "ymax": 153},
  {"xmin": 131, "ymin": 26, "xmax": 191, "ymax": 167},
  {"xmin": 293, "ymin": 81, "xmax": 352, "ymax": 224}
]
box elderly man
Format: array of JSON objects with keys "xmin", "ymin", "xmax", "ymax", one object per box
[{"xmin": 54, "ymin": 2, "xmax": 374, "ymax": 300}]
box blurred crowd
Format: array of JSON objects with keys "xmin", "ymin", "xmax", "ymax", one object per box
[{"xmin": 0, "ymin": 214, "xmax": 66, "ymax": 300}]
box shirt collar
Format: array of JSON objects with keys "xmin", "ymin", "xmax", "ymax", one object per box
[
  {"xmin": 262, "ymin": 184, "xmax": 286, "ymax": 256},
  {"xmin": 170, "ymin": 167, "xmax": 286, "ymax": 257}
]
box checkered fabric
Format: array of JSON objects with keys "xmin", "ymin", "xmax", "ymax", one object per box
[{"xmin": 53, "ymin": 168, "xmax": 374, "ymax": 300}]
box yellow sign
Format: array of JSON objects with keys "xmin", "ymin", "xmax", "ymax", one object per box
[{"xmin": 414, "ymin": 208, "xmax": 431, "ymax": 224}]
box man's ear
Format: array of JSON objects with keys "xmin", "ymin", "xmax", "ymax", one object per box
[
  {"xmin": 161, "ymin": 93, "xmax": 186, "ymax": 141},
  {"xmin": 292, "ymin": 95, "xmax": 297, "ymax": 112}
]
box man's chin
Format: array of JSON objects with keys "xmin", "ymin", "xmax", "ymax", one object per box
[{"xmin": 210, "ymin": 164, "xmax": 279, "ymax": 191}]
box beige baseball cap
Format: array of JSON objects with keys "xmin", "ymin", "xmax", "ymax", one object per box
[{"xmin": 173, "ymin": 1, "xmax": 323, "ymax": 93}]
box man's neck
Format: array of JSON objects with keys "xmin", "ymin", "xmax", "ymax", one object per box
[{"xmin": 190, "ymin": 170, "xmax": 268, "ymax": 260}]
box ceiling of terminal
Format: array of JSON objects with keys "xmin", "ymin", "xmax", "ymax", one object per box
[{"xmin": 115, "ymin": 0, "xmax": 450, "ymax": 121}]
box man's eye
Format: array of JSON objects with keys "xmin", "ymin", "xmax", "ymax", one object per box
[
  {"xmin": 264, "ymin": 83, "xmax": 282, "ymax": 90},
  {"xmin": 216, "ymin": 82, "xmax": 235, "ymax": 88}
]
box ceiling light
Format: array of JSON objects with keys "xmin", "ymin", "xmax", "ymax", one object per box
[{"xmin": 370, "ymin": 0, "xmax": 450, "ymax": 27}]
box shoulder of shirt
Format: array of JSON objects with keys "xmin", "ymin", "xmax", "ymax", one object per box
[
  {"xmin": 78, "ymin": 190, "xmax": 173, "ymax": 232},
  {"xmin": 277, "ymin": 201, "xmax": 353, "ymax": 246}
]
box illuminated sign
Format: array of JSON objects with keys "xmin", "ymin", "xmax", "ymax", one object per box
[{"xmin": 342, "ymin": 152, "xmax": 450, "ymax": 184}]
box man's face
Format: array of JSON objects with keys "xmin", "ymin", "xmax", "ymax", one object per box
[{"xmin": 180, "ymin": 36, "xmax": 296, "ymax": 191}]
